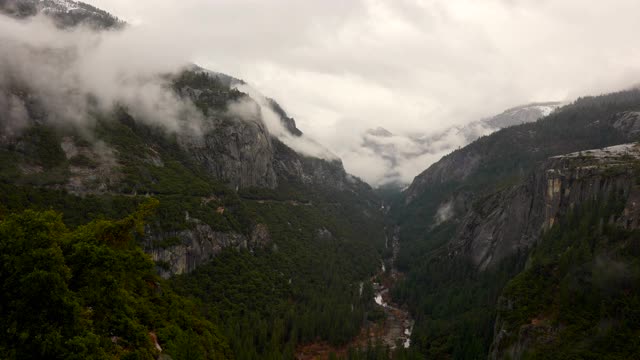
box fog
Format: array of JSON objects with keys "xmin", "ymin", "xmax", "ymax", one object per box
[
  {"xmin": 0, "ymin": 9, "xmax": 340, "ymax": 161},
  {"xmin": 0, "ymin": 13, "xmax": 205, "ymax": 136},
  {"xmin": 8, "ymin": 0, "xmax": 640, "ymax": 185}
]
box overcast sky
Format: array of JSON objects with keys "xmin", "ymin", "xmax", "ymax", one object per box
[{"xmin": 86, "ymin": 0, "xmax": 640, "ymax": 184}]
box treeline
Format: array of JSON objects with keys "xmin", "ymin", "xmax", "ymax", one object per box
[
  {"xmin": 172, "ymin": 185, "xmax": 386, "ymax": 359},
  {"xmin": 392, "ymin": 89, "xmax": 640, "ymax": 358},
  {"xmin": 497, "ymin": 197, "xmax": 640, "ymax": 358},
  {"xmin": 0, "ymin": 200, "xmax": 231, "ymax": 359}
]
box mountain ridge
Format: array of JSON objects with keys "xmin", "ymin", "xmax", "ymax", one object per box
[{"xmin": 358, "ymin": 101, "xmax": 562, "ymax": 187}]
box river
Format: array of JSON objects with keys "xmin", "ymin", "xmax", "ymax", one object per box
[
  {"xmin": 295, "ymin": 226, "xmax": 414, "ymax": 358},
  {"xmin": 371, "ymin": 226, "xmax": 414, "ymax": 349}
]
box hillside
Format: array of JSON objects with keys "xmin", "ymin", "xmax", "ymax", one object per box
[
  {"xmin": 358, "ymin": 102, "xmax": 561, "ymax": 187},
  {"xmin": 491, "ymin": 143, "xmax": 640, "ymax": 359},
  {"xmin": 3, "ymin": 2, "xmax": 640, "ymax": 360},
  {"xmin": 392, "ymin": 90, "xmax": 640, "ymax": 359},
  {"xmin": 0, "ymin": 3, "xmax": 389, "ymax": 359}
]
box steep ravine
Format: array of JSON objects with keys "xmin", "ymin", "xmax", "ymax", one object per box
[
  {"xmin": 372, "ymin": 226, "xmax": 414, "ymax": 349},
  {"xmin": 295, "ymin": 226, "xmax": 414, "ymax": 359}
]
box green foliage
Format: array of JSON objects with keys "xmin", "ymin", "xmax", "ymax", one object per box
[
  {"xmin": 392, "ymin": 89, "xmax": 640, "ymax": 359},
  {"xmin": 172, "ymin": 184, "xmax": 387, "ymax": 359},
  {"xmin": 171, "ymin": 70, "xmax": 243, "ymax": 114},
  {"xmin": 19, "ymin": 125, "xmax": 67, "ymax": 169},
  {"xmin": 0, "ymin": 203, "xmax": 231, "ymax": 360},
  {"xmin": 69, "ymin": 154, "xmax": 98, "ymax": 168},
  {"xmin": 0, "ymin": 79, "xmax": 388, "ymax": 359},
  {"xmin": 497, "ymin": 199, "xmax": 640, "ymax": 359}
]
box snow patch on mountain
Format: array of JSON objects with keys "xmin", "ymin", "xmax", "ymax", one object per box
[{"xmin": 345, "ymin": 102, "xmax": 563, "ymax": 187}]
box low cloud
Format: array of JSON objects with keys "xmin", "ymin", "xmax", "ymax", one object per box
[
  {"xmin": 0, "ymin": 12, "xmax": 212, "ymax": 133},
  {"xmin": 0, "ymin": 11, "xmax": 336, "ymax": 164},
  {"xmin": 434, "ymin": 201, "xmax": 455, "ymax": 226},
  {"xmin": 7, "ymin": 0, "xmax": 640, "ymax": 186},
  {"xmin": 342, "ymin": 121, "xmax": 496, "ymax": 186},
  {"xmin": 88, "ymin": 0, "xmax": 640, "ymax": 184},
  {"xmin": 232, "ymin": 83, "xmax": 338, "ymax": 160},
  {"xmin": 0, "ymin": 13, "xmax": 208, "ymax": 138}
]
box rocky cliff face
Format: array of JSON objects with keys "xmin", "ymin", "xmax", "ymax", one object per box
[
  {"xmin": 488, "ymin": 144, "xmax": 640, "ymax": 359},
  {"xmin": 404, "ymin": 109, "xmax": 640, "ymax": 205},
  {"xmin": 145, "ymin": 222, "xmax": 271, "ymax": 278},
  {"xmin": 273, "ymin": 138, "xmax": 365, "ymax": 192},
  {"xmin": 0, "ymin": 68, "xmax": 373, "ymax": 277},
  {"xmin": 0, "ymin": 2, "xmax": 377, "ymax": 277},
  {"xmin": 179, "ymin": 116, "xmax": 279, "ymax": 190},
  {"xmin": 448, "ymin": 143, "xmax": 640, "ymax": 271}
]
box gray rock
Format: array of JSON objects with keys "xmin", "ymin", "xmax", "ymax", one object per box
[
  {"xmin": 145, "ymin": 222, "xmax": 271, "ymax": 278},
  {"xmin": 448, "ymin": 143, "xmax": 640, "ymax": 271},
  {"xmin": 179, "ymin": 115, "xmax": 278, "ymax": 190}
]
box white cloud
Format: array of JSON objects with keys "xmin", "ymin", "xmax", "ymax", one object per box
[
  {"xmin": 0, "ymin": 13, "xmax": 204, "ymax": 135},
  {"xmin": 24, "ymin": 0, "xmax": 640, "ymax": 184}
]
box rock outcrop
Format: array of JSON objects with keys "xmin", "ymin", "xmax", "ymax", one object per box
[
  {"xmin": 404, "ymin": 109, "xmax": 640, "ymax": 205},
  {"xmin": 446, "ymin": 143, "xmax": 640, "ymax": 270},
  {"xmin": 488, "ymin": 144, "xmax": 640, "ymax": 359},
  {"xmin": 180, "ymin": 116, "xmax": 278, "ymax": 190},
  {"xmin": 145, "ymin": 222, "xmax": 271, "ymax": 278}
]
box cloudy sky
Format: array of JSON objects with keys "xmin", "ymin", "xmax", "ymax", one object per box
[{"xmin": 86, "ymin": 0, "xmax": 640, "ymax": 185}]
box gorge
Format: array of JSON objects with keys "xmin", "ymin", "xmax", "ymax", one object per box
[{"xmin": 1, "ymin": 1, "xmax": 640, "ymax": 360}]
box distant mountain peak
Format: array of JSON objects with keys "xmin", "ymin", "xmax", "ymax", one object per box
[
  {"xmin": 0, "ymin": 0, "xmax": 124, "ymax": 29},
  {"xmin": 355, "ymin": 101, "xmax": 561, "ymax": 187},
  {"xmin": 366, "ymin": 127, "xmax": 394, "ymax": 137}
]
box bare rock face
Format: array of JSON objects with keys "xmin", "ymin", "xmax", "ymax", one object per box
[
  {"xmin": 180, "ymin": 116, "xmax": 278, "ymax": 190},
  {"xmin": 59, "ymin": 137, "xmax": 122, "ymax": 195},
  {"xmin": 404, "ymin": 110, "xmax": 638, "ymax": 206},
  {"xmin": 250, "ymin": 223, "xmax": 271, "ymax": 248},
  {"xmin": 272, "ymin": 138, "xmax": 363, "ymax": 192},
  {"xmin": 448, "ymin": 143, "xmax": 640, "ymax": 271},
  {"xmin": 145, "ymin": 222, "xmax": 271, "ymax": 278},
  {"xmin": 612, "ymin": 111, "xmax": 640, "ymax": 136},
  {"xmin": 488, "ymin": 145, "xmax": 640, "ymax": 360}
]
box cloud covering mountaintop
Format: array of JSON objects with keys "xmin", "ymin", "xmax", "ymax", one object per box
[{"xmin": 9, "ymin": 0, "xmax": 640, "ymax": 185}]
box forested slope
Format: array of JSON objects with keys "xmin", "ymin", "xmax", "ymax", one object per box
[{"xmin": 393, "ymin": 90, "xmax": 640, "ymax": 359}]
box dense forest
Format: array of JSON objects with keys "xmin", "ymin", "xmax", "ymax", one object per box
[
  {"xmin": 494, "ymin": 196, "xmax": 640, "ymax": 359},
  {"xmin": 390, "ymin": 90, "xmax": 640, "ymax": 359},
  {"xmin": 0, "ymin": 68, "xmax": 390, "ymax": 359},
  {"xmin": 0, "ymin": 201, "xmax": 232, "ymax": 359},
  {"xmin": 4, "ymin": 2, "xmax": 640, "ymax": 358}
]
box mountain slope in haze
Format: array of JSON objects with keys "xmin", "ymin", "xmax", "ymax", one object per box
[
  {"xmin": 0, "ymin": 0, "xmax": 124, "ymax": 29},
  {"xmin": 0, "ymin": 4, "xmax": 388, "ymax": 359},
  {"xmin": 392, "ymin": 89, "xmax": 640, "ymax": 359},
  {"xmin": 358, "ymin": 102, "xmax": 562, "ymax": 187}
]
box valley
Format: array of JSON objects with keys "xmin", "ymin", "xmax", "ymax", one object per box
[
  {"xmin": 295, "ymin": 226, "xmax": 414, "ymax": 359},
  {"xmin": 370, "ymin": 227, "xmax": 413, "ymax": 350},
  {"xmin": 2, "ymin": 1, "xmax": 640, "ymax": 359}
]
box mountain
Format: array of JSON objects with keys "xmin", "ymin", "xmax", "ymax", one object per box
[
  {"xmin": 483, "ymin": 102, "xmax": 561, "ymax": 128},
  {"xmin": 392, "ymin": 90, "xmax": 640, "ymax": 359},
  {"xmin": 0, "ymin": 0, "xmax": 124, "ymax": 28},
  {"xmin": 490, "ymin": 142, "xmax": 640, "ymax": 359},
  {"xmin": 3, "ymin": 2, "xmax": 640, "ymax": 360},
  {"xmin": 0, "ymin": 4, "xmax": 388, "ymax": 359},
  {"xmin": 359, "ymin": 102, "xmax": 562, "ymax": 187}
]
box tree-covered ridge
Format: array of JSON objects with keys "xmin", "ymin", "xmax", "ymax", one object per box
[
  {"xmin": 171, "ymin": 179, "xmax": 387, "ymax": 359},
  {"xmin": 392, "ymin": 89, "xmax": 640, "ymax": 359},
  {"xmin": 493, "ymin": 195, "xmax": 640, "ymax": 359},
  {"xmin": 0, "ymin": 200, "xmax": 232, "ymax": 360},
  {"xmin": 0, "ymin": 59, "xmax": 391, "ymax": 358},
  {"xmin": 0, "ymin": 0, "xmax": 125, "ymax": 29}
]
